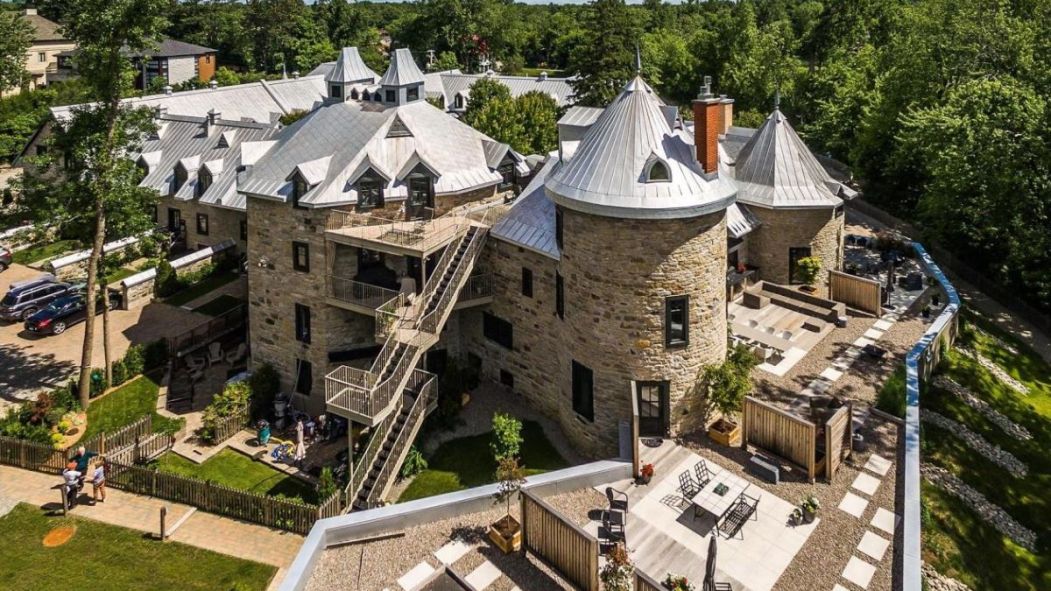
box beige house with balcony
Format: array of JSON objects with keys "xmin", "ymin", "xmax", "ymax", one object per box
[{"xmin": 2, "ymin": 8, "xmax": 75, "ymax": 97}]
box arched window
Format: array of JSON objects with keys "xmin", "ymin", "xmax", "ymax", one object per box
[
  {"xmin": 454, "ymin": 94, "xmax": 465, "ymax": 110},
  {"xmin": 647, "ymin": 160, "xmax": 670, "ymax": 182},
  {"xmin": 350, "ymin": 88, "xmax": 359, "ymax": 100}
]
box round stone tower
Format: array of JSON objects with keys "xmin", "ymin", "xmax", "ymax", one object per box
[{"xmin": 543, "ymin": 77, "xmax": 736, "ymax": 454}]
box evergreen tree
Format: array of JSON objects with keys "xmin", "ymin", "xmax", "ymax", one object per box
[
  {"xmin": 567, "ymin": 0, "xmax": 641, "ymax": 107},
  {"xmin": 0, "ymin": 10, "xmax": 34, "ymax": 93}
]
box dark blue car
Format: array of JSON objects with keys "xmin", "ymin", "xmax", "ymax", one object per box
[{"xmin": 23, "ymin": 293, "xmax": 116, "ymax": 336}]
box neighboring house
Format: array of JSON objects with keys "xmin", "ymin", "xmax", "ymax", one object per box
[
  {"xmin": 309, "ymin": 59, "xmax": 575, "ymax": 113},
  {"xmin": 1, "ymin": 8, "xmax": 76, "ymax": 97},
  {"xmin": 55, "ymin": 38, "xmax": 217, "ymax": 90}
]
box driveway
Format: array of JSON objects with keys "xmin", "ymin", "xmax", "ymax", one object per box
[{"xmin": 0, "ymin": 263, "xmax": 209, "ymax": 411}]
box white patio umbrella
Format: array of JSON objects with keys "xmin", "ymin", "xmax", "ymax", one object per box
[{"xmin": 294, "ymin": 419, "xmax": 307, "ymax": 465}]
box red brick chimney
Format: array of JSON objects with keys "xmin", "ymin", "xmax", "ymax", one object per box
[{"xmin": 692, "ymin": 76, "xmax": 722, "ymax": 175}]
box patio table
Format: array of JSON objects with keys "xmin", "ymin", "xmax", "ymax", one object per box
[{"xmin": 691, "ymin": 469, "xmax": 751, "ymax": 536}]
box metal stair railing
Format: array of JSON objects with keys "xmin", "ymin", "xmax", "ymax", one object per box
[
  {"xmin": 420, "ymin": 226, "xmax": 488, "ymax": 334},
  {"xmin": 363, "ymin": 370, "xmax": 437, "ymax": 507},
  {"xmin": 346, "ymin": 399, "xmax": 399, "ymax": 506}
]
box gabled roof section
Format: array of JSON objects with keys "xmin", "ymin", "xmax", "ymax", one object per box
[
  {"xmin": 732, "ymin": 109, "xmax": 844, "ymax": 209},
  {"xmin": 386, "ymin": 115, "xmax": 413, "ymax": 138},
  {"xmin": 544, "ymin": 76, "xmax": 736, "ymax": 220},
  {"xmin": 326, "ymin": 47, "xmax": 378, "ymax": 85},
  {"xmin": 289, "ymin": 155, "xmax": 333, "ymax": 186},
  {"xmin": 726, "ymin": 203, "xmax": 760, "ymax": 239},
  {"xmin": 396, "ymin": 150, "xmax": 440, "ymax": 180},
  {"xmin": 346, "ymin": 155, "xmax": 393, "ymax": 187},
  {"xmin": 202, "ymin": 159, "xmax": 224, "ymax": 176},
  {"xmin": 177, "ymin": 155, "xmax": 200, "ymax": 173},
  {"xmin": 138, "ymin": 151, "xmax": 162, "ymax": 172},
  {"xmin": 379, "ymin": 49, "xmax": 425, "ymax": 87},
  {"xmin": 216, "ymin": 130, "xmax": 236, "ymax": 148}
]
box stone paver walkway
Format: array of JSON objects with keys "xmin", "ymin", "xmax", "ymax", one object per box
[
  {"xmin": 831, "ymin": 454, "xmax": 898, "ymax": 590},
  {"xmin": 0, "ymin": 465, "xmax": 301, "ymax": 589}
]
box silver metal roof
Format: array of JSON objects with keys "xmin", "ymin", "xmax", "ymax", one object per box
[
  {"xmin": 240, "ymin": 99, "xmax": 511, "ymax": 208},
  {"xmin": 326, "ymin": 47, "xmax": 378, "ymax": 84},
  {"xmin": 51, "ymin": 77, "xmax": 326, "ymax": 124},
  {"xmin": 732, "ymin": 109, "xmax": 844, "ymax": 209},
  {"xmin": 544, "ymin": 76, "xmax": 736, "ymax": 220},
  {"xmin": 438, "ymin": 72, "xmax": 574, "ymax": 107},
  {"xmin": 558, "ymin": 106, "xmax": 603, "ymax": 128},
  {"xmin": 726, "ymin": 203, "xmax": 760, "ymax": 238},
  {"xmin": 378, "ymin": 49, "xmax": 425, "ymax": 87},
  {"xmin": 491, "ymin": 155, "xmax": 560, "ymax": 260}
]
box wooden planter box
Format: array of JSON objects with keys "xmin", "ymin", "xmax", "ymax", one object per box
[
  {"xmin": 488, "ymin": 514, "xmax": 522, "ymax": 553},
  {"xmin": 708, "ymin": 418, "xmax": 741, "ymax": 447}
]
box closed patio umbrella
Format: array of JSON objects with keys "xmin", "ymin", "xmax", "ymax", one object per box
[{"xmin": 703, "ymin": 536, "xmax": 718, "ymax": 591}]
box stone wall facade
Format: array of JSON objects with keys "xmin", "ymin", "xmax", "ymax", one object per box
[
  {"xmin": 746, "ymin": 206, "xmax": 843, "ymax": 286},
  {"xmin": 158, "ymin": 195, "xmax": 247, "ymax": 254},
  {"xmin": 462, "ymin": 207, "xmax": 728, "ymax": 457}
]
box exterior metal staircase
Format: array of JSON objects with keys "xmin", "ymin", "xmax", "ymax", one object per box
[{"xmin": 325, "ymin": 219, "xmax": 490, "ymax": 508}]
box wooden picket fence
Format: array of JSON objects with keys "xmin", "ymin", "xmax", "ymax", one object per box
[
  {"xmin": 0, "ymin": 436, "xmax": 71, "ymax": 474},
  {"xmin": 208, "ymin": 409, "xmax": 250, "ymax": 445},
  {"xmin": 80, "ymin": 415, "xmax": 153, "ymax": 455},
  {"xmin": 521, "ymin": 489, "xmax": 600, "ymax": 591}
]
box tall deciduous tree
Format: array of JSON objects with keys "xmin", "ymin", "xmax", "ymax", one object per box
[
  {"xmin": 33, "ymin": 0, "xmax": 166, "ymax": 407},
  {"xmin": 0, "ymin": 9, "xmax": 34, "ymax": 93},
  {"xmin": 567, "ymin": 0, "xmax": 641, "ymax": 107}
]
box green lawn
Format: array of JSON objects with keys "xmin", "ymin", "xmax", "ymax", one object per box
[
  {"xmin": 103, "ymin": 266, "xmax": 139, "ymax": 284},
  {"xmin": 0, "ymin": 503, "xmax": 276, "ymax": 591},
  {"xmin": 920, "ymin": 314, "xmax": 1051, "ymax": 589},
  {"xmin": 164, "ymin": 271, "xmax": 240, "ymax": 307},
  {"xmin": 151, "ymin": 449, "xmax": 319, "ymax": 504},
  {"xmin": 12, "ymin": 239, "xmax": 81, "ymax": 265},
  {"xmin": 398, "ymin": 420, "xmax": 568, "ymax": 502},
  {"xmin": 193, "ymin": 294, "xmax": 245, "ymax": 317},
  {"xmin": 83, "ymin": 374, "xmax": 184, "ymax": 440}
]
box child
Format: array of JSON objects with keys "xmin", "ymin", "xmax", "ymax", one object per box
[{"xmin": 90, "ymin": 456, "xmax": 106, "ymax": 504}]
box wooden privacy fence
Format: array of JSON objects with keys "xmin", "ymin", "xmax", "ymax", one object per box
[
  {"xmin": 521, "ymin": 489, "xmax": 599, "ymax": 591},
  {"xmin": 635, "ymin": 570, "xmax": 664, "ymax": 591},
  {"xmin": 742, "ymin": 396, "xmax": 818, "ymax": 482},
  {"xmin": 829, "ymin": 270, "xmax": 882, "ymax": 317},
  {"xmin": 824, "ymin": 404, "xmax": 853, "ymax": 478}
]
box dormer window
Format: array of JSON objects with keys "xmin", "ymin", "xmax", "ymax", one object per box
[
  {"xmin": 454, "ymin": 94, "xmax": 465, "ymax": 110},
  {"xmin": 408, "ymin": 174, "xmax": 433, "ymax": 208},
  {"xmin": 174, "ymin": 165, "xmax": 188, "ymax": 192},
  {"xmin": 356, "ymin": 173, "xmax": 384, "ymax": 209},
  {"xmin": 498, "ymin": 159, "xmax": 516, "ymax": 191},
  {"xmin": 385, "ymin": 89, "xmax": 396, "ymax": 103},
  {"xmin": 645, "ymin": 159, "xmax": 670, "ymax": 182},
  {"xmin": 330, "ymin": 85, "xmax": 342, "ymax": 99},
  {"xmin": 406, "ymin": 85, "xmax": 419, "ymax": 102},
  {"xmin": 292, "ymin": 175, "xmax": 309, "ymax": 209},
  {"xmin": 196, "ymin": 169, "xmax": 213, "ymax": 197},
  {"xmin": 350, "ymin": 88, "xmax": 359, "ymax": 100}
]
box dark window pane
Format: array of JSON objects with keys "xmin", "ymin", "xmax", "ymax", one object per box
[
  {"xmin": 293, "ymin": 241, "xmax": 310, "ymax": 272},
  {"xmin": 521, "ymin": 268, "xmax": 533, "ymax": 298},
  {"xmin": 483, "ymin": 312, "xmax": 513, "ymax": 349},
  {"xmin": 665, "ymin": 295, "xmax": 688, "ymax": 346},
  {"xmin": 555, "ymin": 272, "xmax": 564, "ymax": 319},
  {"xmin": 295, "ymin": 360, "xmax": 312, "ymax": 395},
  {"xmin": 295, "ymin": 303, "xmax": 311, "ymax": 343},
  {"xmin": 572, "ymin": 361, "xmax": 594, "ymax": 422}
]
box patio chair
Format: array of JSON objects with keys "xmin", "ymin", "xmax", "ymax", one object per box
[
  {"xmin": 693, "ymin": 460, "xmax": 713, "ymax": 488},
  {"xmin": 207, "ymin": 342, "xmax": 223, "ymax": 366},
  {"xmin": 606, "ymin": 487, "xmax": 628, "ymax": 513},
  {"xmin": 602, "ymin": 508, "xmax": 625, "ymax": 543},
  {"xmin": 185, "ymin": 355, "xmax": 206, "ymax": 372},
  {"xmin": 720, "ymin": 492, "xmax": 760, "ymax": 539},
  {"xmin": 678, "ymin": 470, "xmax": 700, "ymax": 500},
  {"xmin": 225, "ymin": 342, "xmax": 247, "ymax": 365}
]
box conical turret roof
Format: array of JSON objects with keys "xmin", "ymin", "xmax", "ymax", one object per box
[
  {"xmin": 733, "ymin": 109, "xmax": 844, "ymax": 208},
  {"xmin": 325, "ymin": 47, "xmax": 378, "ymax": 85},
  {"xmin": 545, "ymin": 76, "xmax": 735, "ymax": 220},
  {"xmin": 379, "ymin": 48, "xmax": 425, "ymax": 87}
]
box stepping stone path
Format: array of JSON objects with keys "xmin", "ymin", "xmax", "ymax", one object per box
[
  {"xmin": 921, "ymin": 464, "xmax": 1037, "ymax": 551},
  {"xmin": 433, "ymin": 539, "xmax": 470, "ymax": 566},
  {"xmin": 398, "ymin": 562, "xmax": 436, "ymax": 591},
  {"xmin": 394, "ymin": 538, "xmax": 513, "ymax": 591},
  {"xmin": 464, "ymin": 560, "xmax": 502, "ymax": 590},
  {"xmin": 921, "ymin": 411, "xmax": 1028, "ymax": 477},
  {"xmin": 833, "ymin": 454, "xmax": 898, "ymax": 590},
  {"xmin": 932, "ymin": 376, "xmax": 1031, "ymax": 441}
]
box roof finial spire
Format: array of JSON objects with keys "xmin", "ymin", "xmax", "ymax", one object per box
[{"xmin": 635, "ymin": 43, "xmax": 642, "ymax": 75}]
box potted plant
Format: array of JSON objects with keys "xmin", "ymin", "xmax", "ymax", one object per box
[
  {"xmin": 663, "ymin": 573, "xmax": 694, "ymax": 591},
  {"xmin": 790, "ymin": 507, "xmax": 804, "ymax": 526},
  {"xmin": 795, "ymin": 256, "xmax": 823, "ymax": 293},
  {"xmin": 800, "ymin": 494, "xmax": 820, "ymax": 523},
  {"xmin": 638, "ymin": 463, "xmax": 655, "ymax": 485},
  {"xmin": 922, "ymin": 304, "xmax": 931, "ymax": 319},
  {"xmin": 600, "ymin": 543, "xmax": 633, "ymax": 591},
  {"xmin": 700, "ymin": 344, "xmax": 758, "ymax": 447},
  {"xmin": 932, "ymin": 293, "xmax": 941, "ymax": 307},
  {"xmin": 489, "ymin": 456, "xmax": 526, "ymax": 553}
]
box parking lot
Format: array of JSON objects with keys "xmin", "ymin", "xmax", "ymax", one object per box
[{"xmin": 0, "ymin": 263, "xmax": 209, "ymax": 411}]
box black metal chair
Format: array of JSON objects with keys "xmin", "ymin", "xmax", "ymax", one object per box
[
  {"xmin": 694, "ymin": 460, "xmax": 713, "ymax": 488},
  {"xmin": 602, "ymin": 507, "xmax": 626, "ymax": 543},
  {"xmin": 719, "ymin": 492, "xmax": 760, "ymax": 539},
  {"xmin": 606, "ymin": 486, "xmax": 628, "ymax": 513},
  {"xmin": 678, "ymin": 470, "xmax": 700, "ymax": 499}
]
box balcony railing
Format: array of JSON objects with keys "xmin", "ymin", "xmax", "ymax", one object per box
[
  {"xmin": 458, "ymin": 273, "xmax": 493, "ymax": 303},
  {"xmin": 328, "ymin": 276, "xmax": 399, "ymax": 310},
  {"xmin": 326, "ymin": 210, "xmax": 470, "ymax": 254}
]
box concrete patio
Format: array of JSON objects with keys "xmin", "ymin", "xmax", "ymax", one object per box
[{"xmin": 590, "ymin": 440, "xmax": 820, "ymax": 591}]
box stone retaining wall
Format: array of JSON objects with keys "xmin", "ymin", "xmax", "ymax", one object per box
[
  {"xmin": 118, "ymin": 239, "xmax": 235, "ymax": 309},
  {"xmin": 47, "ymin": 235, "xmax": 141, "ymax": 280}
]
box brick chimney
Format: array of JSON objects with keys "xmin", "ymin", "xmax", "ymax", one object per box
[
  {"xmin": 692, "ymin": 76, "xmax": 722, "ymax": 175},
  {"xmin": 720, "ymin": 95, "xmax": 734, "ymax": 134}
]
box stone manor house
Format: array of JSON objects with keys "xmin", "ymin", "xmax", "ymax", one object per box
[{"xmin": 27, "ymin": 46, "xmax": 855, "ymax": 504}]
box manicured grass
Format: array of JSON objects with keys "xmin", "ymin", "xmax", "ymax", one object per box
[
  {"xmin": 192, "ymin": 294, "xmax": 245, "ymax": 317},
  {"xmin": 83, "ymin": 374, "xmax": 183, "ymax": 440},
  {"xmin": 875, "ymin": 364, "xmax": 907, "ymax": 418},
  {"xmin": 103, "ymin": 266, "xmax": 139, "ymax": 284},
  {"xmin": 11, "ymin": 239, "xmax": 81, "ymax": 265},
  {"xmin": 151, "ymin": 449, "xmax": 319, "ymax": 504},
  {"xmin": 398, "ymin": 420, "xmax": 568, "ymax": 502},
  {"xmin": 0, "ymin": 503, "xmax": 276, "ymax": 591},
  {"xmin": 920, "ymin": 316, "xmax": 1051, "ymax": 589},
  {"xmin": 164, "ymin": 271, "xmax": 240, "ymax": 307}
]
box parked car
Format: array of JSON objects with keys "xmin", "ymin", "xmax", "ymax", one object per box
[
  {"xmin": 0, "ymin": 276, "xmax": 75, "ymax": 321},
  {"xmin": 0, "ymin": 244, "xmax": 11, "ymax": 272},
  {"xmin": 23, "ymin": 291, "xmax": 118, "ymax": 335}
]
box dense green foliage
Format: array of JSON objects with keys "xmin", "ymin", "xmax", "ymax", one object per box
[
  {"xmin": 199, "ymin": 381, "xmax": 251, "ymax": 444},
  {"xmin": 0, "ymin": 503, "xmax": 277, "ymax": 591},
  {"xmin": 696, "ymin": 342, "xmax": 759, "ymax": 423},
  {"xmin": 0, "ymin": 8, "xmax": 33, "ymax": 92}
]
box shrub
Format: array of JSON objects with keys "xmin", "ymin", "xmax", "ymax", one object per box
[
  {"xmin": 600, "ymin": 543, "xmax": 633, "ymax": 591},
  {"xmin": 50, "ymin": 383, "xmax": 78, "ymax": 413},
  {"xmin": 28, "ymin": 393, "xmax": 53, "ymax": 425},
  {"xmin": 51, "ymin": 432, "xmax": 64, "ymax": 446},
  {"xmin": 110, "ymin": 359, "xmax": 128, "ymax": 387},
  {"xmin": 491, "ymin": 412, "xmax": 523, "ymax": 463},
  {"xmin": 122, "ymin": 344, "xmax": 145, "ymax": 376},
  {"xmin": 89, "ymin": 368, "xmax": 108, "ymax": 398},
  {"xmin": 138, "ymin": 233, "xmax": 160, "ymax": 259},
  {"xmin": 155, "ymin": 259, "xmax": 180, "ymax": 297},
  {"xmin": 143, "ymin": 339, "xmax": 169, "ymax": 371},
  {"xmin": 400, "ymin": 446, "xmax": 428, "ymax": 479},
  {"xmin": 492, "ymin": 456, "xmax": 526, "ymax": 517},
  {"xmin": 199, "ymin": 381, "xmax": 251, "ymax": 444},
  {"xmin": 57, "ymin": 419, "xmax": 72, "ymax": 434},
  {"xmin": 316, "ymin": 467, "xmax": 337, "ymax": 500},
  {"xmin": 795, "ymin": 256, "xmax": 823, "ymax": 287},
  {"xmin": 248, "ymin": 363, "xmax": 280, "ymax": 420},
  {"xmin": 695, "ymin": 343, "xmax": 757, "ymax": 424},
  {"xmin": 876, "ymin": 365, "xmax": 907, "ymax": 418}
]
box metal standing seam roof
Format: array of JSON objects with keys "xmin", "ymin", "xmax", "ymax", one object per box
[
  {"xmin": 558, "ymin": 106, "xmax": 604, "ymax": 128},
  {"xmin": 726, "ymin": 203, "xmax": 760, "ymax": 238},
  {"xmin": 326, "ymin": 47, "xmax": 378, "ymax": 84},
  {"xmin": 378, "ymin": 49, "xmax": 426, "ymax": 87},
  {"xmin": 544, "ymin": 76, "xmax": 736, "ymax": 220},
  {"xmin": 731, "ymin": 109, "xmax": 845, "ymax": 209},
  {"xmin": 438, "ymin": 73, "xmax": 574, "ymax": 107},
  {"xmin": 491, "ymin": 155, "xmax": 561, "ymax": 260},
  {"xmin": 50, "ymin": 77, "xmax": 326, "ymax": 125},
  {"xmin": 239, "ymin": 99, "xmax": 511, "ymax": 208}
]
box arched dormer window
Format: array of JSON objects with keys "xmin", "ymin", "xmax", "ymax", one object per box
[
  {"xmin": 291, "ymin": 174, "xmax": 309, "ymax": 209},
  {"xmin": 173, "ymin": 164, "xmax": 188, "ymax": 192},
  {"xmin": 454, "ymin": 94, "xmax": 465, "ymax": 110},
  {"xmin": 361, "ymin": 90, "xmax": 370, "ymax": 101},
  {"xmin": 350, "ymin": 88, "xmax": 359, "ymax": 100},
  {"xmin": 196, "ymin": 169, "xmax": 213, "ymax": 197},
  {"xmin": 356, "ymin": 172, "xmax": 384, "ymax": 210},
  {"xmin": 643, "ymin": 157, "xmax": 671, "ymax": 183}
]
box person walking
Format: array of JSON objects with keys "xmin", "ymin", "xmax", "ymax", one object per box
[
  {"xmin": 61, "ymin": 461, "xmax": 82, "ymax": 509},
  {"xmin": 90, "ymin": 457, "xmax": 106, "ymax": 504}
]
